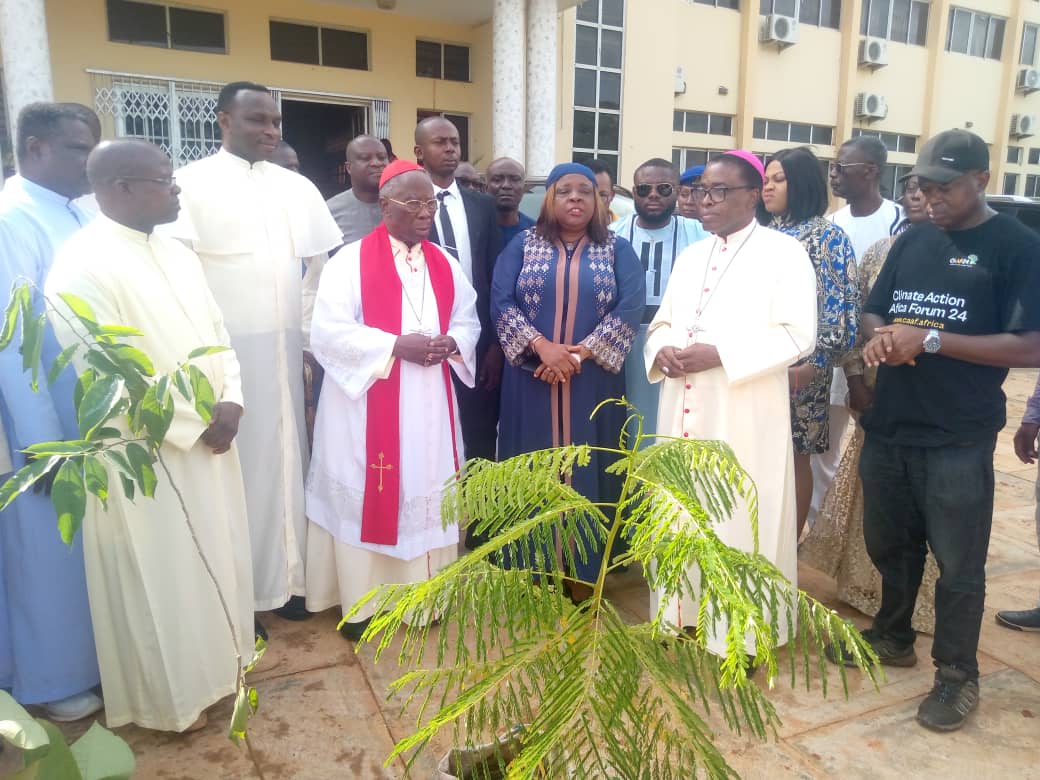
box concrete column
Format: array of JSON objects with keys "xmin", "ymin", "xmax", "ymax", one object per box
[
  {"xmin": 493, "ymin": 0, "xmax": 526, "ymax": 164},
  {"xmin": 0, "ymin": 0, "xmax": 55, "ymax": 128},
  {"xmin": 525, "ymin": 0, "xmax": 558, "ymax": 178}
]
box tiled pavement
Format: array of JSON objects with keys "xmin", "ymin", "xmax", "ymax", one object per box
[{"xmin": 4, "ymin": 372, "xmax": 1039, "ymax": 779}]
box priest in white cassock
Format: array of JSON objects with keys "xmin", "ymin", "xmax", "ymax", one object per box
[
  {"xmin": 166, "ymin": 82, "xmax": 342, "ymax": 628},
  {"xmin": 646, "ymin": 151, "xmax": 817, "ymax": 657},
  {"xmin": 46, "ymin": 139, "xmax": 254, "ymax": 732},
  {"xmin": 304, "ymin": 160, "xmax": 479, "ymax": 640}
]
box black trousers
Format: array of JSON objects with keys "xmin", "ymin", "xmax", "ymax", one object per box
[
  {"xmin": 452, "ymin": 365, "xmax": 500, "ymax": 549},
  {"xmin": 859, "ymin": 433, "xmax": 996, "ymax": 677}
]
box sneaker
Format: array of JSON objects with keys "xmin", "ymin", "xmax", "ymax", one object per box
[
  {"xmin": 43, "ymin": 691, "xmax": 103, "ymax": 722},
  {"xmin": 995, "ymin": 606, "xmax": 1040, "ymax": 632},
  {"xmin": 916, "ymin": 666, "xmax": 979, "ymax": 732},
  {"xmin": 825, "ymin": 627, "xmax": 917, "ymax": 668}
]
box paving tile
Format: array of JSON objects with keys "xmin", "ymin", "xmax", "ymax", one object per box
[
  {"xmin": 786, "ymin": 668, "xmax": 1040, "ymax": 780},
  {"xmin": 249, "ymin": 606, "xmax": 357, "ymax": 684}
]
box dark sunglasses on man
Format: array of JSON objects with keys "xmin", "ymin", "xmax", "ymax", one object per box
[{"xmin": 633, "ymin": 183, "xmax": 674, "ymax": 198}]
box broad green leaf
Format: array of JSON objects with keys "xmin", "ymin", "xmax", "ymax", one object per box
[
  {"xmin": 77, "ymin": 376, "xmax": 125, "ymax": 439},
  {"xmin": 187, "ymin": 345, "xmax": 229, "ymax": 359},
  {"xmin": 83, "ymin": 458, "xmax": 109, "ymax": 509},
  {"xmin": 108, "ymin": 344, "xmax": 155, "ymax": 378},
  {"xmin": 125, "ymin": 443, "xmax": 157, "ymax": 498},
  {"xmin": 0, "ymin": 456, "xmax": 59, "ymax": 511},
  {"xmin": 118, "ymin": 472, "xmax": 135, "ymax": 502},
  {"xmin": 139, "ymin": 386, "xmax": 172, "ymax": 448},
  {"xmin": 46, "ymin": 344, "xmax": 79, "ymax": 386},
  {"xmin": 20, "ymin": 313, "xmax": 46, "ymax": 392},
  {"xmin": 0, "ymin": 690, "xmax": 49, "ymax": 750},
  {"xmin": 102, "ymin": 449, "xmax": 135, "ymax": 480},
  {"xmin": 57, "ymin": 292, "xmax": 98, "ymax": 329},
  {"xmin": 244, "ymin": 637, "xmax": 267, "ymax": 673},
  {"xmin": 20, "ymin": 719, "xmax": 81, "ymax": 779},
  {"xmin": 73, "ymin": 370, "xmax": 97, "ymax": 411},
  {"xmin": 155, "ymin": 375, "xmax": 171, "ymax": 406},
  {"xmin": 84, "ymin": 351, "xmax": 121, "ymax": 380},
  {"xmin": 93, "ymin": 324, "xmax": 143, "ymax": 338},
  {"xmin": 187, "ymin": 365, "xmax": 216, "ymax": 424},
  {"xmin": 23, "ymin": 440, "xmax": 97, "ymax": 457},
  {"xmin": 228, "ymin": 684, "xmax": 258, "ymax": 746},
  {"xmin": 52, "ymin": 458, "xmax": 87, "ymax": 545},
  {"xmin": 173, "ymin": 369, "xmax": 191, "ymax": 401},
  {"xmin": 0, "ymin": 283, "xmax": 29, "ymax": 352},
  {"xmin": 69, "ymin": 721, "xmax": 135, "ymax": 780},
  {"xmin": 91, "ymin": 427, "xmax": 123, "ymax": 441}
]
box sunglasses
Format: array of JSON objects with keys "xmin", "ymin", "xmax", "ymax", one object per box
[
  {"xmin": 828, "ymin": 161, "xmax": 871, "ymax": 175},
  {"xmin": 634, "ymin": 183, "xmax": 675, "ymax": 198}
]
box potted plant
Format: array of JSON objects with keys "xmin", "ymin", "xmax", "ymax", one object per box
[{"xmin": 349, "ymin": 403, "xmax": 880, "ymax": 778}]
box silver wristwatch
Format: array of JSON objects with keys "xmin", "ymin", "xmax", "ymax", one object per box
[{"xmin": 922, "ymin": 328, "xmax": 942, "ymax": 354}]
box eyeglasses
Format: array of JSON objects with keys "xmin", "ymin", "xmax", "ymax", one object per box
[
  {"xmin": 119, "ymin": 176, "xmax": 177, "ymax": 187},
  {"xmin": 633, "ymin": 183, "xmax": 675, "ymax": 198},
  {"xmin": 388, "ymin": 197, "xmax": 439, "ymax": 214},
  {"xmin": 691, "ymin": 185, "xmax": 757, "ymax": 204},
  {"xmin": 828, "ymin": 162, "xmax": 871, "ymax": 175}
]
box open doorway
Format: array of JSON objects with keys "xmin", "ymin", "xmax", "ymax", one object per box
[{"xmin": 281, "ymin": 99, "xmax": 367, "ymax": 199}]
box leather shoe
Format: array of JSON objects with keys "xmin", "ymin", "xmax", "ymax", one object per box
[
  {"xmin": 271, "ymin": 595, "xmax": 312, "ymax": 621},
  {"xmin": 339, "ymin": 616, "xmax": 372, "ymax": 642},
  {"xmin": 995, "ymin": 606, "xmax": 1040, "ymax": 632}
]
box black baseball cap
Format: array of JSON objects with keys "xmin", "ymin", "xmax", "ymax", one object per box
[{"xmin": 906, "ymin": 129, "xmax": 989, "ymax": 184}]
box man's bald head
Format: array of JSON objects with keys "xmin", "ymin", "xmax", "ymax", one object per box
[
  {"xmin": 346, "ymin": 134, "xmax": 388, "ymax": 197},
  {"xmin": 413, "ymin": 117, "xmax": 460, "ymax": 185},
  {"xmin": 88, "ymin": 139, "xmax": 181, "ymax": 233}
]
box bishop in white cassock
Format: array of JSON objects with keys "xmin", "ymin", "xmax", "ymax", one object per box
[
  {"xmin": 645, "ymin": 153, "xmax": 817, "ymax": 657},
  {"xmin": 304, "ymin": 161, "xmax": 479, "ymax": 638},
  {"xmin": 165, "ymin": 83, "xmax": 342, "ymax": 613},
  {"xmin": 46, "ymin": 140, "xmax": 254, "ymax": 732}
]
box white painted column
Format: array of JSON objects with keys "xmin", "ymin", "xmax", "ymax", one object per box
[
  {"xmin": 0, "ymin": 0, "xmax": 56, "ymax": 181},
  {"xmin": 525, "ymin": 0, "xmax": 558, "ymax": 178},
  {"xmin": 492, "ymin": 0, "xmax": 526, "ymax": 164}
]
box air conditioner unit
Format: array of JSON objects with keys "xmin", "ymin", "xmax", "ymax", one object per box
[
  {"xmin": 1017, "ymin": 67, "xmax": 1040, "ymax": 93},
  {"xmin": 858, "ymin": 37, "xmax": 889, "ymax": 68},
  {"xmin": 1011, "ymin": 113, "xmax": 1038, "ymax": 138},
  {"xmin": 674, "ymin": 65, "xmax": 687, "ymax": 95},
  {"xmin": 759, "ymin": 14, "xmax": 799, "ymax": 47},
  {"xmin": 854, "ymin": 92, "xmax": 889, "ymax": 120}
]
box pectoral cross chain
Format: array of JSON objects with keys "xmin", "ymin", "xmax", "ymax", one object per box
[{"xmin": 370, "ymin": 452, "xmax": 393, "ymax": 492}]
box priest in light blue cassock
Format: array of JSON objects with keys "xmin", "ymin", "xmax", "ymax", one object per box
[{"xmin": 0, "ymin": 102, "xmax": 102, "ymax": 721}]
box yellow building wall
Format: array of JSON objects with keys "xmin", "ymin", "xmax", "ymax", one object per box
[
  {"xmin": 673, "ymin": 4, "xmax": 741, "ymax": 117},
  {"xmin": 849, "ymin": 44, "xmax": 931, "ymax": 138},
  {"xmin": 930, "ymin": 53, "xmax": 1006, "ymax": 142},
  {"xmin": 44, "ymin": 0, "xmax": 492, "ymax": 166}
]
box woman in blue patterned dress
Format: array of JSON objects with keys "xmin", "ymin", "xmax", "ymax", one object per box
[
  {"xmin": 491, "ymin": 163, "xmax": 645, "ymax": 604},
  {"xmin": 761, "ymin": 146, "xmax": 859, "ymax": 535}
]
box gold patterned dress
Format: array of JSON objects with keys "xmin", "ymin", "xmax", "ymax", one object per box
[{"xmin": 799, "ymin": 233, "xmax": 939, "ymax": 634}]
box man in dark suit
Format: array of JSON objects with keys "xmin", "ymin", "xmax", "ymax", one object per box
[{"xmin": 414, "ymin": 117, "xmax": 504, "ymax": 548}]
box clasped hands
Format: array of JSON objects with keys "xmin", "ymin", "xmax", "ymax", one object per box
[
  {"xmin": 531, "ymin": 337, "xmax": 590, "ymax": 385},
  {"xmin": 394, "ymin": 333, "xmax": 458, "ymax": 368},
  {"xmin": 862, "ymin": 324, "xmax": 925, "ymax": 368},
  {"xmin": 653, "ymin": 343, "xmax": 721, "ymax": 377}
]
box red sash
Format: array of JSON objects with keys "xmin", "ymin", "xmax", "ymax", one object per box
[{"xmin": 359, "ymin": 223, "xmax": 459, "ymax": 546}]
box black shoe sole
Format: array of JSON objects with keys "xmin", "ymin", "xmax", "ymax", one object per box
[{"xmin": 339, "ymin": 617, "xmax": 372, "ymax": 642}]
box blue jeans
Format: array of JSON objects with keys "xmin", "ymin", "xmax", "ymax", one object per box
[{"xmin": 859, "ymin": 434, "xmax": 996, "ymax": 677}]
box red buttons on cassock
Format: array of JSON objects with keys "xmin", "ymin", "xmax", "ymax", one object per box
[
  {"xmin": 685, "ymin": 383, "xmax": 691, "ymax": 389},
  {"xmin": 684, "ymin": 408, "xmax": 690, "ymax": 414},
  {"xmin": 683, "ymin": 432, "xmax": 689, "ymax": 438}
]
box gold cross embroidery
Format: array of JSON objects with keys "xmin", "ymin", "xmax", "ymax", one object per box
[{"xmin": 370, "ymin": 452, "xmax": 393, "ymax": 492}]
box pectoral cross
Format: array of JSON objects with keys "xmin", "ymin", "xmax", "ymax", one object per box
[
  {"xmin": 687, "ymin": 322, "xmax": 706, "ymax": 345},
  {"xmin": 370, "ymin": 452, "xmax": 393, "ymax": 492}
]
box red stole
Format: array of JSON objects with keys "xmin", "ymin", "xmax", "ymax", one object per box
[{"xmin": 359, "ymin": 223, "xmax": 459, "ymax": 546}]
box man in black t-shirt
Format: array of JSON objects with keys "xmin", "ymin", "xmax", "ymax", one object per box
[{"xmin": 826, "ymin": 130, "xmax": 1040, "ymax": 732}]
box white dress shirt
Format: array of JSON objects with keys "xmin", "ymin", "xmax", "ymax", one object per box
[{"xmin": 433, "ymin": 179, "xmax": 474, "ymax": 285}]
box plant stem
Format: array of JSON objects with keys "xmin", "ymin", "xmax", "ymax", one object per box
[{"xmin": 156, "ymin": 451, "xmax": 245, "ymax": 703}]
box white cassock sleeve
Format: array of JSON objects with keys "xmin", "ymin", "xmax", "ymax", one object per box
[
  {"xmin": 712, "ymin": 241, "xmax": 817, "ymax": 386},
  {"xmin": 301, "ymin": 252, "xmax": 328, "ymax": 351}
]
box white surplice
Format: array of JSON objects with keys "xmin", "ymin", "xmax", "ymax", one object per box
[
  {"xmin": 304, "ymin": 236, "xmax": 479, "ymax": 620},
  {"xmin": 45, "ymin": 215, "xmax": 254, "ymax": 732},
  {"xmin": 645, "ymin": 219, "xmax": 817, "ymax": 656},
  {"xmin": 166, "ymin": 149, "xmax": 343, "ymax": 610}
]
